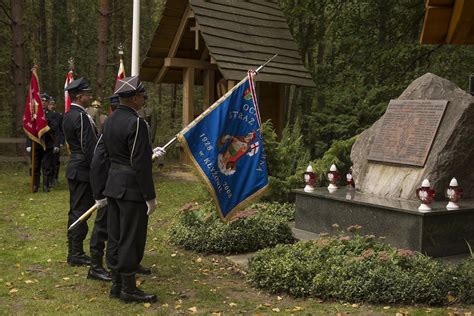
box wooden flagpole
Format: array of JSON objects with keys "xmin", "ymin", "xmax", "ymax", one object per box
[
  {"xmin": 30, "ymin": 141, "xmax": 35, "ymax": 192},
  {"xmin": 68, "ymin": 204, "xmax": 99, "ymax": 231}
]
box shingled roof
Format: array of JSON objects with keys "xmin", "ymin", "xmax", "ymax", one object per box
[{"xmin": 140, "ymin": 0, "xmax": 315, "ymax": 87}]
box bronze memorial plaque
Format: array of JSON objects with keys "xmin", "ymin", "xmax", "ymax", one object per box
[{"xmin": 368, "ymin": 100, "xmax": 448, "ymax": 167}]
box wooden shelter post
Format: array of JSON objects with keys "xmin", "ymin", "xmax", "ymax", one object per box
[
  {"xmin": 227, "ymin": 80, "xmax": 235, "ymax": 91},
  {"xmin": 183, "ymin": 67, "xmax": 194, "ymax": 126},
  {"xmin": 203, "ymin": 69, "xmax": 214, "ymax": 110}
]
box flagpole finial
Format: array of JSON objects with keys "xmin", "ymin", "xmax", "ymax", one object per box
[
  {"xmin": 32, "ymin": 58, "xmax": 40, "ymax": 70},
  {"xmin": 255, "ymin": 53, "xmax": 278, "ymax": 74},
  {"xmin": 68, "ymin": 57, "xmax": 75, "ymax": 71},
  {"xmin": 118, "ymin": 43, "xmax": 124, "ymax": 57}
]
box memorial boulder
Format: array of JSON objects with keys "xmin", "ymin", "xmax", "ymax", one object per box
[{"xmin": 351, "ymin": 73, "xmax": 474, "ymax": 200}]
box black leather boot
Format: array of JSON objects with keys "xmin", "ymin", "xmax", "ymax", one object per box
[
  {"xmin": 66, "ymin": 238, "xmax": 73, "ymax": 262},
  {"xmin": 42, "ymin": 175, "xmax": 50, "ymax": 192},
  {"xmin": 87, "ymin": 256, "xmax": 112, "ymax": 281},
  {"xmin": 33, "ymin": 176, "xmax": 39, "ymax": 193},
  {"xmin": 48, "ymin": 175, "xmax": 55, "ymax": 188},
  {"xmin": 67, "ymin": 241, "xmax": 92, "ymax": 266},
  {"xmin": 109, "ymin": 270, "xmax": 121, "ymax": 299},
  {"xmin": 137, "ymin": 264, "xmax": 151, "ymax": 275},
  {"xmin": 119, "ymin": 274, "xmax": 157, "ymax": 303}
]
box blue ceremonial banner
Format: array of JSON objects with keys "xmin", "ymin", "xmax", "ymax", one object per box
[{"xmin": 177, "ymin": 72, "xmax": 269, "ymax": 222}]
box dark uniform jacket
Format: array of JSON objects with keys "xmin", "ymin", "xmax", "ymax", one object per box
[
  {"xmin": 102, "ymin": 105, "xmax": 155, "ymax": 202},
  {"xmin": 62, "ymin": 104, "xmax": 99, "ymax": 182},
  {"xmin": 45, "ymin": 109, "xmax": 63, "ymax": 148},
  {"xmin": 52, "ymin": 111, "xmax": 65, "ymax": 146}
]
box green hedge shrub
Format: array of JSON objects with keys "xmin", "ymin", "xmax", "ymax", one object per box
[
  {"xmin": 261, "ymin": 120, "xmax": 357, "ymax": 200},
  {"xmin": 308, "ymin": 136, "xmax": 357, "ymax": 187},
  {"xmin": 247, "ymin": 233, "xmax": 473, "ymax": 305},
  {"xmin": 167, "ymin": 201, "xmax": 295, "ymax": 254}
]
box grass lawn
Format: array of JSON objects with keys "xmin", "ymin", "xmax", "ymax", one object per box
[{"xmin": 0, "ymin": 162, "xmax": 472, "ymax": 315}]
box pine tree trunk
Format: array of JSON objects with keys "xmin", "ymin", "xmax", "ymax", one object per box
[
  {"xmin": 50, "ymin": 0, "xmax": 60, "ymax": 101},
  {"xmin": 11, "ymin": 0, "xmax": 26, "ymax": 137},
  {"xmin": 96, "ymin": 0, "xmax": 110, "ymax": 100},
  {"xmin": 39, "ymin": 0, "xmax": 50, "ymax": 92}
]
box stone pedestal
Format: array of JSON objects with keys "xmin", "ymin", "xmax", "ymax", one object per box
[{"xmin": 294, "ymin": 188, "xmax": 474, "ymax": 257}]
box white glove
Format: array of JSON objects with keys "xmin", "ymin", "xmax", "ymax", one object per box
[
  {"xmin": 53, "ymin": 147, "xmax": 60, "ymax": 153},
  {"xmin": 152, "ymin": 147, "xmax": 166, "ymax": 159},
  {"xmin": 26, "ymin": 147, "xmax": 31, "ymax": 153},
  {"xmin": 146, "ymin": 199, "xmax": 157, "ymax": 216},
  {"xmin": 95, "ymin": 198, "xmax": 107, "ymax": 208}
]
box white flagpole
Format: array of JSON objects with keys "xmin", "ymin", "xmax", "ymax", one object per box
[{"xmin": 131, "ymin": 0, "xmax": 140, "ymax": 76}]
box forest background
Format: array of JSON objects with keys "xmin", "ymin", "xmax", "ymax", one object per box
[{"xmin": 1, "ymin": 0, "xmax": 474, "ymax": 159}]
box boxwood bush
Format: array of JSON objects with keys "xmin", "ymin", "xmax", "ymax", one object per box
[
  {"xmin": 167, "ymin": 201, "xmax": 296, "ymax": 254},
  {"xmin": 247, "ymin": 232, "xmax": 473, "ymax": 305}
]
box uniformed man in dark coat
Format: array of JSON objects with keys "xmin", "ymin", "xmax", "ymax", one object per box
[
  {"xmin": 89, "ymin": 110, "xmax": 152, "ymax": 288},
  {"xmin": 44, "ymin": 96, "xmax": 63, "ymax": 188},
  {"xmin": 26, "ymin": 93, "xmax": 59, "ymax": 192},
  {"xmin": 46, "ymin": 98, "xmax": 64, "ymax": 186},
  {"xmin": 62, "ymin": 79, "xmax": 112, "ymax": 281},
  {"xmin": 100, "ymin": 76, "xmax": 158, "ymax": 303}
]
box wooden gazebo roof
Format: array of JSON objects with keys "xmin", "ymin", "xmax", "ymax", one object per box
[
  {"xmin": 140, "ymin": 0, "xmax": 315, "ymax": 87},
  {"xmin": 420, "ymin": 0, "xmax": 474, "ymax": 44}
]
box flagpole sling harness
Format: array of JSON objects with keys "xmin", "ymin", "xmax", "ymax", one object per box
[{"xmin": 69, "ymin": 54, "xmax": 278, "ymax": 229}]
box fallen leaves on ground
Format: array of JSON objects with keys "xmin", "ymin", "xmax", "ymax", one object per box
[{"xmin": 292, "ymin": 306, "xmax": 304, "ymax": 312}]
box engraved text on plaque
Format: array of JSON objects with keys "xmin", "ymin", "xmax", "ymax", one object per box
[{"xmin": 367, "ymin": 100, "xmax": 448, "ymax": 167}]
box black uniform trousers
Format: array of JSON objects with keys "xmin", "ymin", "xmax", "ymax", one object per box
[
  {"xmin": 30, "ymin": 146, "xmax": 54, "ymax": 187},
  {"xmin": 67, "ymin": 179, "xmax": 94, "ymax": 242},
  {"xmin": 106, "ymin": 198, "xmax": 148, "ymax": 275},
  {"xmin": 89, "ymin": 206, "xmax": 108, "ymax": 258},
  {"xmin": 52, "ymin": 151, "xmax": 61, "ymax": 181}
]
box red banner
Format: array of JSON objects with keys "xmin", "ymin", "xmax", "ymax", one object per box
[
  {"xmin": 117, "ymin": 58, "xmax": 126, "ymax": 81},
  {"xmin": 22, "ymin": 66, "xmax": 50, "ymax": 149},
  {"xmin": 64, "ymin": 70, "xmax": 74, "ymax": 112},
  {"xmin": 110, "ymin": 58, "xmax": 126, "ymax": 114}
]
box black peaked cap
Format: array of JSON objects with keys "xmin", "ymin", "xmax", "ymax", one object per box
[
  {"xmin": 40, "ymin": 93, "xmax": 52, "ymax": 101},
  {"xmin": 64, "ymin": 78, "xmax": 91, "ymax": 94},
  {"xmin": 114, "ymin": 76, "xmax": 145, "ymax": 97}
]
